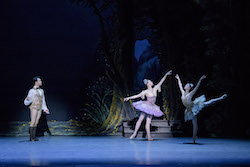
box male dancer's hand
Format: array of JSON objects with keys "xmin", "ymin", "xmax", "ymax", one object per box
[{"xmin": 44, "ymin": 109, "xmax": 50, "ymax": 114}]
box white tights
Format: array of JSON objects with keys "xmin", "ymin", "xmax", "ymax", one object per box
[{"xmin": 30, "ymin": 109, "xmax": 42, "ymax": 127}]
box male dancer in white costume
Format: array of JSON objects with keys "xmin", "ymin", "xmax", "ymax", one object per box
[{"xmin": 24, "ymin": 76, "xmax": 50, "ymax": 141}]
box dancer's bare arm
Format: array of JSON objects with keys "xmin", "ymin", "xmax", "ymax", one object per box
[
  {"xmin": 189, "ymin": 75, "xmax": 206, "ymax": 97},
  {"xmin": 175, "ymin": 74, "xmax": 185, "ymax": 95},
  {"xmin": 154, "ymin": 70, "xmax": 172, "ymax": 92},
  {"xmin": 124, "ymin": 91, "xmax": 146, "ymax": 101}
]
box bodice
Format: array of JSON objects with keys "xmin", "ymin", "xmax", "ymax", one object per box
[{"xmin": 146, "ymin": 96, "xmax": 156, "ymax": 104}]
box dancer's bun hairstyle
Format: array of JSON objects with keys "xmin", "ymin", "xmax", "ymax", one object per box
[
  {"xmin": 188, "ymin": 83, "xmax": 194, "ymax": 88},
  {"xmin": 143, "ymin": 79, "xmax": 149, "ymax": 85}
]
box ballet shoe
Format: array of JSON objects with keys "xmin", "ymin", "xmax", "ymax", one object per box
[
  {"xmin": 148, "ymin": 137, "xmax": 153, "ymax": 141},
  {"xmin": 129, "ymin": 133, "xmax": 136, "ymax": 140},
  {"xmin": 193, "ymin": 136, "xmax": 197, "ymax": 144},
  {"xmin": 193, "ymin": 139, "xmax": 196, "ymax": 144}
]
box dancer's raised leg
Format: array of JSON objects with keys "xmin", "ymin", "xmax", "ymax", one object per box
[
  {"xmin": 204, "ymin": 94, "xmax": 227, "ymax": 107},
  {"xmin": 130, "ymin": 112, "xmax": 146, "ymax": 139}
]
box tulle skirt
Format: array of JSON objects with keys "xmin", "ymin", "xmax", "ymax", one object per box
[
  {"xmin": 132, "ymin": 101, "xmax": 164, "ymax": 117},
  {"xmin": 184, "ymin": 95, "xmax": 206, "ymax": 121}
]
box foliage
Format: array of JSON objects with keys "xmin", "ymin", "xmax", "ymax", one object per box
[{"xmin": 81, "ymin": 76, "xmax": 112, "ymax": 130}]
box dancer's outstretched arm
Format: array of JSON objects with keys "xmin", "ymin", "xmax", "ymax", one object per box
[
  {"xmin": 189, "ymin": 75, "xmax": 206, "ymax": 97},
  {"xmin": 175, "ymin": 74, "xmax": 185, "ymax": 95},
  {"xmin": 154, "ymin": 70, "xmax": 172, "ymax": 92},
  {"xmin": 124, "ymin": 91, "xmax": 146, "ymax": 101}
]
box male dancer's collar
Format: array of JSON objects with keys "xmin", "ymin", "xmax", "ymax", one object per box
[{"xmin": 33, "ymin": 86, "xmax": 40, "ymax": 90}]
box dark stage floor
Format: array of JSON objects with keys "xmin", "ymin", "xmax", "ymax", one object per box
[{"xmin": 0, "ymin": 136, "xmax": 250, "ymax": 166}]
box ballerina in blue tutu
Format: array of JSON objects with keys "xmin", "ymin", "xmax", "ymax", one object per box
[
  {"xmin": 175, "ymin": 74, "xmax": 227, "ymax": 143},
  {"xmin": 124, "ymin": 70, "xmax": 172, "ymax": 140}
]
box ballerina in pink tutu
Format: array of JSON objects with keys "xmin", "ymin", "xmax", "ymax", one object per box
[
  {"xmin": 175, "ymin": 74, "xmax": 227, "ymax": 143},
  {"xmin": 124, "ymin": 70, "xmax": 172, "ymax": 141}
]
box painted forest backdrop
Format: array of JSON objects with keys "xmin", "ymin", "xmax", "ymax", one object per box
[
  {"xmin": 72, "ymin": 0, "xmax": 249, "ymax": 137},
  {"xmin": 0, "ymin": 0, "xmax": 248, "ymax": 138}
]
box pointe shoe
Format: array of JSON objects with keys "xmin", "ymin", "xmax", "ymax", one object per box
[
  {"xmin": 148, "ymin": 137, "xmax": 153, "ymax": 141},
  {"xmin": 193, "ymin": 136, "xmax": 197, "ymax": 144},
  {"xmin": 129, "ymin": 133, "xmax": 136, "ymax": 140}
]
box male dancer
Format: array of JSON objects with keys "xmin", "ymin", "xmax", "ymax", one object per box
[{"xmin": 24, "ymin": 76, "xmax": 50, "ymax": 141}]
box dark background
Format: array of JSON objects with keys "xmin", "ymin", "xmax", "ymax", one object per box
[{"xmin": 0, "ymin": 0, "xmax": 101, "ymax": 121}]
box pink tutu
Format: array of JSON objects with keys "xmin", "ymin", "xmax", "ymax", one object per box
[{"xmin": 132, "ymin": 96, "xmax": 164, "ymax": 117}]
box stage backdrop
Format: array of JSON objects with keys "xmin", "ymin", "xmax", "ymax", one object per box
[{"xmin": 1, "ymin": 0, "xmax": 249, "ymax": 137}]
